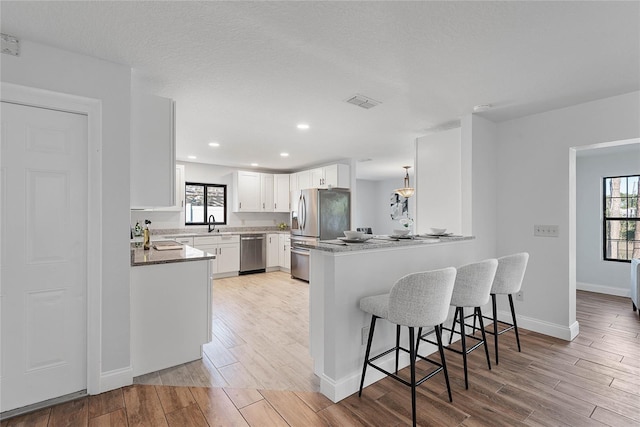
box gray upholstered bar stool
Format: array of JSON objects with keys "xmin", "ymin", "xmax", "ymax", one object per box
[
  {"xmin": 484, "ymin": 252, "xmax": 529, "ymax": 364},
  {"xmin": 358, "ymin": 268, "xmax": 456, "ymax": 427},
  {"xmin": 423, "ymin": 259, "xmax": 498, "ymax": 389}
]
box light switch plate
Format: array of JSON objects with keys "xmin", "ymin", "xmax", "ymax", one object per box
[{"xmin": 534, "ymin": 224, "xmax": 559, "ymax": 237}]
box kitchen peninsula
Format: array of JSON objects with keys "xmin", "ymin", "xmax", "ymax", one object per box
[
  {"xmin": 130, "ymin": 244, "xmax": 215, "ymax": 376},
  {"xmin": 306, "ymin": 235, "xmax": 476, "ymax": 402}
]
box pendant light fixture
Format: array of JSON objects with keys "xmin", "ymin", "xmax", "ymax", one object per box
[{"xmin": 394, "ymin": 166, "xmax": 415, "ymax": 198}]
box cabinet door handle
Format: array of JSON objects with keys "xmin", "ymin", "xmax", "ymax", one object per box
[
  {"xmin": 263, "ymin": 202, "xmax": 265, "ymax": 209},
  {"xmin": 274, "ymin": 203, "xmax": 277, "ymax": 210},
  {"xmin": 239, "ymin": 202, "xmax": 242, "ymax": 209}
]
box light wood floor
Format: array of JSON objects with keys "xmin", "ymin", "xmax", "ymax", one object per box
[{"xmin": 3, "ymin": 272, "xmax": 639, "ymax": 426}]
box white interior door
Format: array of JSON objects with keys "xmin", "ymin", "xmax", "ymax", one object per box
[{"xmin": 1, "ymin": 101, "xmax": 88, "ymax": 412}]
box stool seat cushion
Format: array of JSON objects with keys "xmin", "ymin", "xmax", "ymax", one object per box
[
  {"xmin": 450, "ymin": 259, "xmax": 498, "ymax": 307},
  {"xmin": 491, "ymin": 253, "xmax": 529, "ymax": 295},
  {"xmin": 360, "ymin": 294, "xmax": 390, "ymax": 319}
]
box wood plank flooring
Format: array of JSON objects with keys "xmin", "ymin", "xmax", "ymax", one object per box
[{"xmin": 3, "ymin": 272, "xmax": 639, "ymax": 426}]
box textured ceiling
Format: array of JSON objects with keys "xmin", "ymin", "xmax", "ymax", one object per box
[{"xmin": 2, "ymin": 1, "xmax": 638, "ymax": 180}]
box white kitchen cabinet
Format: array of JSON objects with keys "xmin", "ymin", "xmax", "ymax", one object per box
[
  {"xmin": 279, "ymin": 233, "xmax": 291, "ymax": 271},
  {"xmin": 130, "ymin": 90, "xmax": 176, "ymax": 208},
  {"xmin": 295, "ymin": 170, "xmax": 311, "ymax": 190},
  {"xmin": 310, "ymin": 164, "xmax": 350, "ymax": 189},
  {"xmin": 233, "ymin": 171, "xmax": 276, "ymax": 212},
  {"xmin": 274, "ymin": 174, "xmax": 290, "ymax": 212},
  {"xmin": 130, "ymin": 259, "xmax": 210, "ymax": 376},
  {"xmin": 266, "ymin": 233, "xmax": 280, "ymax": 268},
  {"xmin": 175, "ymin": 164, "xmax": 185, "ymax": 210},
  {"xmin": 233, "ymin": 171, "xmax": 261, "ymax": 212},
  {"xmin": 261, "ymin": 173, "xmax": 274, "ymax": 212},
  {"xmin": 193, "ymin": 235, "xmax": 240, "ymax": 277}
]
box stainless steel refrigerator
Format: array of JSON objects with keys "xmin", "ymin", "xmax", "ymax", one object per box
[{"xmin": 290, "ymin": 188, "xmax": 350, "ymax": 281}]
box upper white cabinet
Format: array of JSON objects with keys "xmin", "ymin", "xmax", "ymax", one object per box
[
  {"xmin": 233, "ymin": 171, "xmax": 276, "ymax": 212},
  {"xmin": 260, "ymin": 173, "xmax": 274, "ymax": 212},
  {"xmin": 274, "ymin": 174, "xmax": 290, "ymax": 212},
  {"xmin": 130, "ymin": 89, "xmax": 176, "ymax": 208},
  {"xmin": 309, "ymin": 164, "xmax": 350, "ymax": 189},
  {"xmin": 174, "ymin": 164, "xmax": 185, "ymax": 211},
  {"xmin": 295, "ymin": 170, "xmax": 311, "ymax": 191},
  {"xmin": 233, "ymin": 171, "xmax": 261, "ymax": 212}
]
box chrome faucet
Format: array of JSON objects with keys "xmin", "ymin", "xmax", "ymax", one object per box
[{"xmin": 208, "ymin": 214, "xmax": 216, "ymax": 233}]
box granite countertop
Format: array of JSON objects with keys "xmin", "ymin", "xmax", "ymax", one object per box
[
  {"xmin": 131, "ymin": 243, "xmax": 216, "ymax": 266},
  {"xmin": 293, "ymin": 235, "xmax": 475, "ymax": 253},
  {"xmin": 153, "ymin": 227, "xmax": 290, "ymax": 238}
]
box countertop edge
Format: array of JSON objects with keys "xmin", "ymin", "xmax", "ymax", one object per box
[{"xmin": 130, "ymin": 244, "xmax": 216, "ymax": 267}]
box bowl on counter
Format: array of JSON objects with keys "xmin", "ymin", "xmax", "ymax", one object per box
[
  {"xmin": 344, "ymin": 230, "xmax": 366, "ymax": 239},
  {"xmin": 430, "ymin": 228, "xmax": 447, "ymax": 235},
  {"xmin": 392, "ymin": 229, "xmax": 411, "ymax": 236}
]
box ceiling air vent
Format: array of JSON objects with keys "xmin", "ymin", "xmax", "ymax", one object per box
[{"xmin": 345, "ymin": 94, "xmax": 381, "ymax": 110}]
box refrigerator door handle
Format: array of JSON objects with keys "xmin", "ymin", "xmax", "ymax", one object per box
[{"xmin": 299, "ymin": 194, "xmax": 306, "ymax": 231}]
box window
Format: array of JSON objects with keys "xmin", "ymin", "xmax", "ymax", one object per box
[
  {"xmin": 603, "ymin": 175, "xmax": 639, "ymax": 262},
  {"xmin": 185, "ymin": 182, "xmax": 227, "ymax": 225}
]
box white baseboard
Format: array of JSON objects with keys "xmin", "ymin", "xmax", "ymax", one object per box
[
  {"xmin": 497, "ymin": 310, "xmax": 576, "ymax": 341},
  {"xmin": 99, "ymin": 366, "xmax": 133, "ymax": 393},
  {"xmin": 320, "ymin": 329, "xmax": 455, "ymax": 402},
  {"xmin": 576, "ymin": 281, "xmax": 630, "ymax": 297}
]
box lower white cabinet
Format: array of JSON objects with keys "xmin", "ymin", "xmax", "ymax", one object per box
[
  {"xmin": 279, "ymin": 234, "xmax": 291, "ymax": 271},
  {"xmin": 266, "ymin": 234, "xmax": 280, "ymax": 268},
  {"xmin": 131, "ymin": 259, "xmax": 211, "ymax": 376},
  {"xmin": 194, "ymin": 235, "xmax": 240, "ymax": 277}
]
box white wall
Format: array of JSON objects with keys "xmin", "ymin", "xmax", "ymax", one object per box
[
  {"xmin": 353, "ymin": 179, "xmax": 378, "ymax": 232},
  {"xmin": 131, "ymin": 161, "xmax": 289, "ymax": 230},
  {"xmin": 415, "ymin": 127, "xmax": 462, "ymax": 235},
  {"xmin": 576, "ymin": 145, "xmax": 640, "ymax": 296},
  {"xmin": 1, "ymin": 41, "xmax": 132, "ymax": 373},
  {"xmin": 496, "ymin": 91, "xmax": 640, "ymax": 334}
]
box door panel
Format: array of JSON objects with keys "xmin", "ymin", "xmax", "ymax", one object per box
[{"xmin": 1, "ymin": 102, "xmax": 88, "ymax": 412}]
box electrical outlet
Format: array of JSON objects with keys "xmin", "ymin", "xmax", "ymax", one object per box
[
  {"xmin": 516, "ymin": 291, "xmax": 524, "ymax": 301},
  {"xmin": 534, "ymin": 224, "xmax": 559, "ymax": 237},
  {"xmin": 361, "ymin": 326, "xmax": 370, "ymax": 345}
]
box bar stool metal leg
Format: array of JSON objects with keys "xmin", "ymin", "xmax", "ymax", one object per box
[
  {"xmin": 409, "ymin": 327, "xmax": 417, "ymax": 427},
  {"xmin": 459, "ymin": 307, "xmax": 469, "ymax": 389},
  {"xmin": 508, "ymin": 294, "xmax": 521, "ymax": 352},
  {"xmin": 359, "ymin": 315, "xmax": 377, "ymax": 396},
  {"xmin": 434, "ymin": 325, "xmax": 452, "ymax": 402},
  {"xmin": 396, "ymin": 325, "xmax": 401, "ymax": 374},
  {"xmin": 476, "ymin": 307, "xmax": 491, "ymax": 370},
  {"xmin": 492, "ymin": 293, "xmax": 499, "ymax": 364}
]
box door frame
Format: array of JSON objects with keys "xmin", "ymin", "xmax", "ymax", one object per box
[{"xmin": 1, "ymin": 82, "xmax": 103, "ymax": 395}]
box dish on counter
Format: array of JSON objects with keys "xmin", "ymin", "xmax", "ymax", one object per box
[
  {"xmin": 422, "ymin": 232, "xmax": 453, "ymax": 237},
  {"xmin": 388, "ymin": 234, "xmax": 414, "ymax": 239},
  {"xmin": 338, "ymin": 235, "xmax": 373, "ymax": 243}
]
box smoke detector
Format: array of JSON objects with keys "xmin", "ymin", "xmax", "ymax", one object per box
[{"xmin": 345, "ymin": 94, "xmax": 381, "ymax": 109}]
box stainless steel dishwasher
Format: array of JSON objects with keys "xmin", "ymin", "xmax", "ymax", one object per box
[{"xmin": 239, "ymin": 234, "xmax": 266, "ymax": 274}]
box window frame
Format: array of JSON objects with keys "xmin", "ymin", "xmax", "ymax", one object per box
[
  {"xmin": 602, "ymin": 174, "xmax": 639, "ymax": 263},
  {"xmin": 184, "ymin": 182, "xmax": 227, "ymax": 226}
]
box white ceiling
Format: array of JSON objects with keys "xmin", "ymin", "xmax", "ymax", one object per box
[{"xmin": 2, "ymin": 1, "xmax": 638, "ymax": 180}]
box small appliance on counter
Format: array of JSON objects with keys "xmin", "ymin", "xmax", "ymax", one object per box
[{"xmin": 290, "ymin": 188, "xmax": 350, "ymax": 281}]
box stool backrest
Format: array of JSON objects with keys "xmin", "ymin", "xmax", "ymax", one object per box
[
  {"xmin": 388, "ymin": 267, "xmax": 456, "ymax": 327},
  {"xmin": 451, "ymin": 259, "xmax": 498, "ymax": 307},
  {"xmin": 491, "ymin": 252, "xmax": 529, "ymax": 295}
]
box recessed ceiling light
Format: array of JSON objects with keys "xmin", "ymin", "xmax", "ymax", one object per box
[
  {"xmin": 473, "ymin": 104, "xmax": 492, "ymax": 112},
  {"xmin": 251, "ymin": 163, "xmax": 259, "ymax": 167},
  {"xmin": 297, "ymin": 123, "xmax": 310, "ymax": 130},
  {"xmin": 280, "ymin": 152, "xmax": 289, "ymax": 157},
  {"xmin": 187, "ymin": 155, "xmax": 197, "ymax": 160},
  {"xmin": 208, "ymin": 142, "xmax": 220, "ymax": 147}
]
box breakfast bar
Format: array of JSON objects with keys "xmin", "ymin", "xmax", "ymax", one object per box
[
  {"xmin": 130, "ymin": 244, "xmax": 215, "ymax": 376},
  {"xmin": 305, "ymin": 235, "xmax": 477, "ymax": 402}
]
